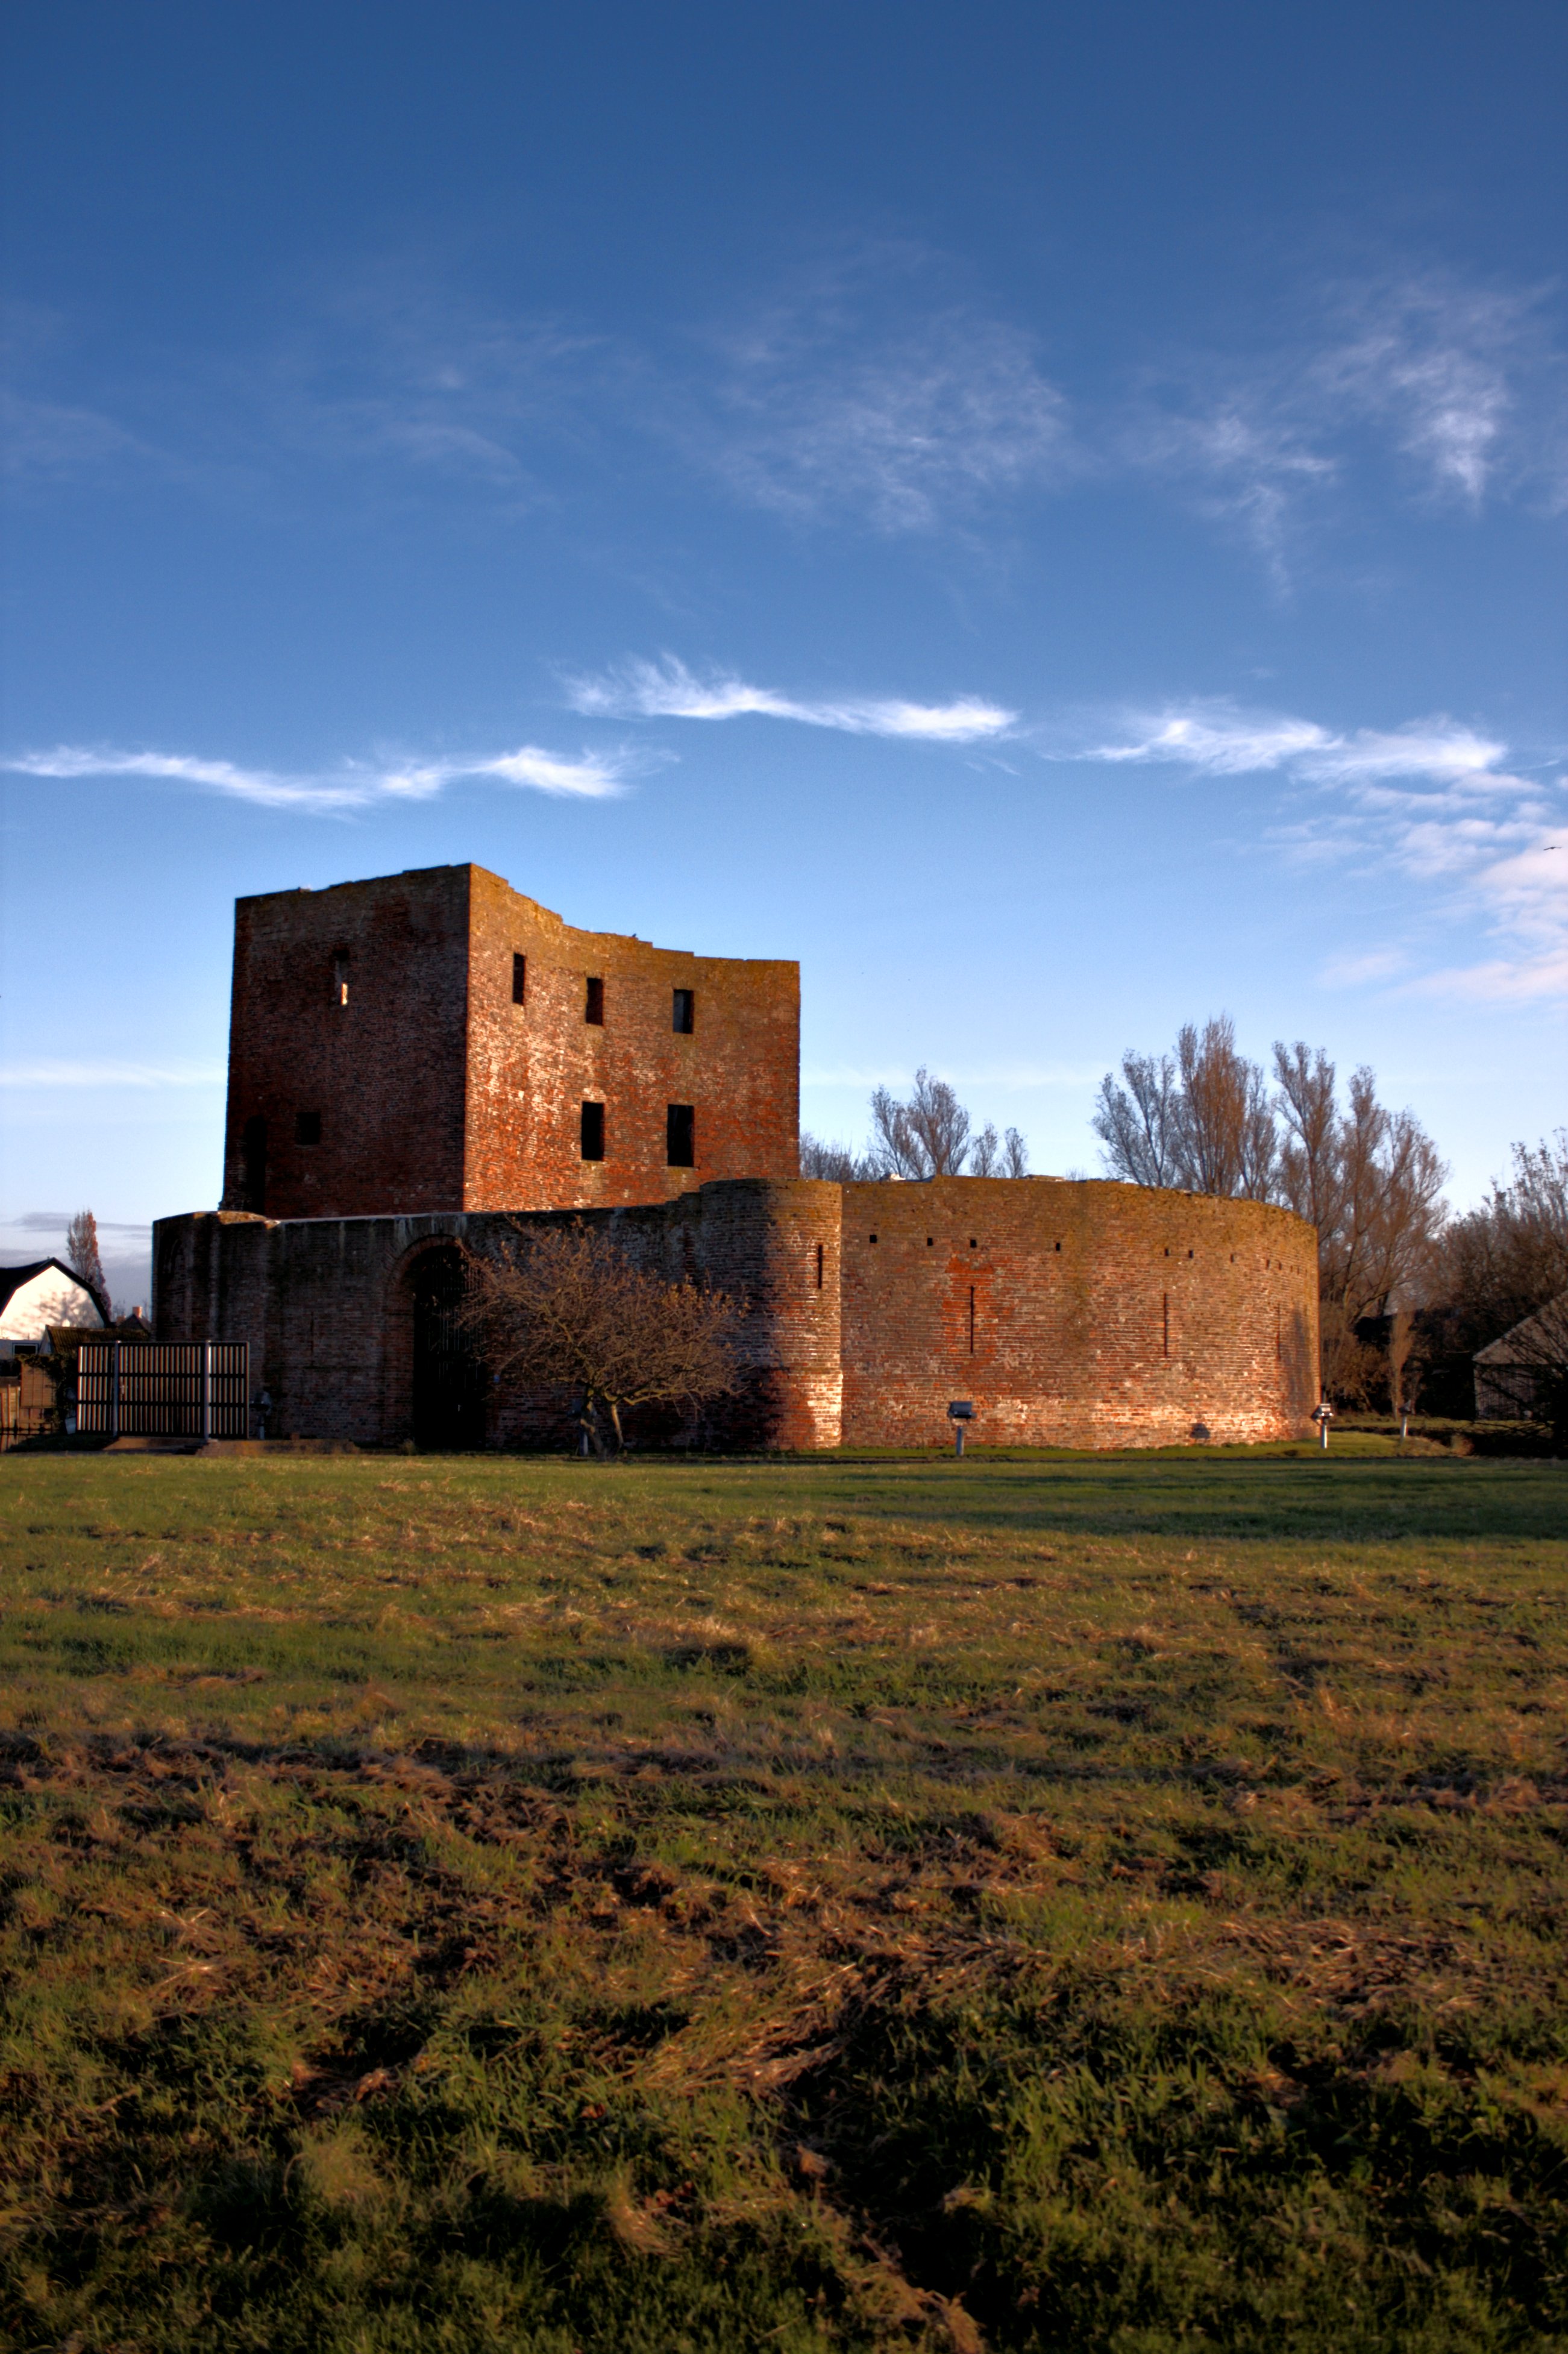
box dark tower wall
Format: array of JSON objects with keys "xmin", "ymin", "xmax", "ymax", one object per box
[
  {"xmin": 155, "ymin": 1180, "xmax": 842, "ymax": 1451},
  {"xmin": 221, "ymin": 867, "xmax": 471, "ymax": 1220},
  {"xmin": 218, "ymin": 864, "xmax": 800, "ymax": 1220}
]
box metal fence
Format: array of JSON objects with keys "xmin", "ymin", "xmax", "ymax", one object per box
[{"xmin": 77, "ymin": 1342, "xmax": 251, "ymax": 1440}]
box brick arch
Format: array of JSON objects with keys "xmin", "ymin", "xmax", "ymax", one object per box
[{"xmin": 382, "ymin": 1228, "xmax": 485, "ymax": 1449}]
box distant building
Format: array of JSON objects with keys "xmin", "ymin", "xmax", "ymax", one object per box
[
  {"xmin": 1474, "ymin": 1293, "xmax": 1568, "ymax": 1420},
  {"xmin": 0, "ymin": 1259, "xmax": 105, "ymax": 1357}
]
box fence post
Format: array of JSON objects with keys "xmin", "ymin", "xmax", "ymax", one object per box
[
  {"xmin": 201, "ymin": 1342, "xmax": 212, "ymax": 1445},
  {"xmin": 110, "ymin": 1341, "xmax": 121, "ymax": 1440}
]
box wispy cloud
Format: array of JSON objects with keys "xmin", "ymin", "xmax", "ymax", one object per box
[
  {"xmin": 0, "ymin": 1060, "xmax": 224, "ymax": 1089},
  {"xmin": 1080, "ymin": 699, "xmax": 1567, "ymax": 1000},
  {"xmin": 673, "ymin": 250, "xmax": 1075, "ymax": 533},
  {"xmin": 1317, "ymin": 277, "xmax": 1552, "ymax": 509},
  {"xmin": 1118, "ymin": 269, "xmax": 1567, "ymax": 578},
  {"xmin": 565, "ymin": 656, "xmax": 1015, "ymax": 743},
  {"xmin": 9, "ymin": 1210, "xmax": 152, "ymax": 1236},
  {"xmin": 4, "ymin": 739, "xmax": 638, "ymax": 811}
]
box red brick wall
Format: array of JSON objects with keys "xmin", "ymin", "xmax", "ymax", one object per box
[
  {"xmin": 463, "ymin": 867, "xmax": 800, "ymax": 1210},
  {"xmin": 839, "ymin": 1176, "xmax": 1319, "ymax": 1446},
  {"xmin": 218, "ymin": 864, "xmax": 800, "ymax": 1221}
]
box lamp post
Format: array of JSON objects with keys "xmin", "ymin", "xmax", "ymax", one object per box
[
  {"xmin": 1311, "ymin": 1401, "xmax": 1335, "ymax": 1451},
  {"xmin": 947, "ymin": 1400, "xmax": 974, "ymax": 1458}
]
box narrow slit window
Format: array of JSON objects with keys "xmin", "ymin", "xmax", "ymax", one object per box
[
  {"xmin": 672, "ymin": 987, "xmax": 694, "ymax": 1034},
  {"xmin": 1276, "ymin": 1305, "xmax": 1282, "ymax": 1361},
  {"xmin": 580, "ymin": 1100, "xmax": 605, "ymax": 1161},
  {"xmin": 1162, "ymin": 1293, "xmax": 1170, "ymax": 1356},
  {"xmin": 666, "ymin": 1103, "xmax": 695, "ymax": 1168},
  {"xmin": 240, "ymin": 1114, "xmax": 268, "ymax": 1215},
  {"xmin": 512, "ymin": 953, "xmax": 527, "ymax": 1006},
  {"xmin": 815, "ymin": 1241, "xmax": 824, "ymax": 1289},
  {"xmin": 585, "ymin": 975, "xmax": 604, "ymax": 1025},
  {"xmin": 331, "ymin": 952, "xmax": 350, "ymax": 1008},
  {"xmin": 295, "ymin": 1110, "xmax": 321, "ymax": 1146},
  {"xmin": 968, "ymin": 1285, "xmax": 976, "ymax": 1353}
]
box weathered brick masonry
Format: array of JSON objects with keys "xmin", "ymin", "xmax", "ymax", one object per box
[
  {"xmin": 839, "ymin": 1177, "xmax": 1317, "ymax": 1447},
  {"xmin": 155, "ymin": 1182, "xmax": 843, "ymax": 1451},
  {"xmin": 154, "ymin": 1176, "xmax": 1316, "ymax": 1450},
  {"xmin": 221, "ymin": 864, "xmax": 799, "ymax": 1219}
]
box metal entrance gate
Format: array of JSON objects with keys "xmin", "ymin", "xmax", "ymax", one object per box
[{"xmin": 77, "ymin": 1342, "xmax": 251, "ymax": 1440}]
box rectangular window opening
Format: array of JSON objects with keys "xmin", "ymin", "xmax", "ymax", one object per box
[
  {"xmin": 1162, "ymin": 1292, "xmax": 1170, "ymax": 1357},
  {"xmin": 585, "ymin": 975, "xmax": 604, "ymax": 1025},
  {"xmin": 331, "ymin": 951, "xmax": 350, "ymax": 1008},
  {"xmin": 295, "ymin": 1110, "xmax": 321, "ymax": 1146},
  {"xmin": 512, "ymin": 953, "xmax": 527, "ymax": 1006},
  {"xmin": 815, "ymin": 1241, "xmax": 824, "ymax": 1290},
  {"xmin": 580, "ymin": 1100, "xmax": 605, "ymax": 1161},
  {"xmin": 1276, "ymin": 1305, "xmax": 1282, "ymax": 1362},
  {"xmin": 666, "ymin": 1102, "xmax": 695, "ymax": 1168},
  {"xmin": 968, "ymin": 1285, "xmax": 976, "ymax": 1353},
  {"xmin": 672, "ymin": 987, "xmax": 694, "ymax": 1034}
]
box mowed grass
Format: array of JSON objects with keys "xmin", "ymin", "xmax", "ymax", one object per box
[{"xmin": 1, "ymin": 1449, "xmax": 1565, "ymax": 2354}]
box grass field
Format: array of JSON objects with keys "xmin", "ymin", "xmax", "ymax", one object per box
[{"xmin": 2, "ymin": 1445, "xmax": 1565, "ymax": 2353}]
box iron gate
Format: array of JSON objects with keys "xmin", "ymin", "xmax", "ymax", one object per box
[{"xmin": 77, "ymin": 1342, "xmax": 251, "ymax": 1440}]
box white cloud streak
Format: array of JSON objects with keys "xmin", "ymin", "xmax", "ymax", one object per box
[
  {"xmin": 4, "ymin": 740, "xmax": 636, "ymax": 811},
  {"xmin": 1081, "ymin": 700, "xmax": 1568, "ymax": 1002},
  {"xmin": 566, "ymin": 657, "xmax": 1015, "ymax": 742},
  {"xmin": 0, "ymin": 1061, "xmax": 224, "ymax": 1089}
]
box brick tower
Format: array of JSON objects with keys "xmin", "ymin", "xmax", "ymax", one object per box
[{"xmin": 219, "ymin": 864, "xmax": 800, "ymax": 1219}]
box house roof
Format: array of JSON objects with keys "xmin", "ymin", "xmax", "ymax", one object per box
[
  {"xmin": 1474, "ymin": 1290, "xmax": 1568, "ymax": 1364},
  {"xmin": 0, "ymin": 1258, "xmax": 109, "ymax": 1325}
]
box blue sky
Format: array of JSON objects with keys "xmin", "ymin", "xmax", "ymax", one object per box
[{"xmin": 2, "ymin": 0, "xmax": 1564, "ymax": 1305}]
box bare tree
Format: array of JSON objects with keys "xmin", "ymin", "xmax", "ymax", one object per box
[
  {"xmin": 970, "ymin": 1122, "xmax": 1030, "ymax": 1177},
  {"xmin": 1095, "ymin": 1021, "xmax": 1275, "ymax": 1196},
  {"xmin": 1273, "ymin": 1056, "xmax": 1447, "ymax": 1398},
  {"xmin": 1388, "ymin": 1307, "xmax": 1419, "ymax": 1427},
  {"xmin": 460, "ymin": 1222, "xmax": 745, "ymax": 1454},
  {"xmin": 64, "ymin": 1210, "xmax": 109, "ymax": 1314},
  {"xmin": 800, "ymin": 1133, "xmax": 872, "ymax": 1180},
  {"xmin": 868, "ymin": 1067, "xmax": 973, "ymax": 1178},
  {"xmin": 1092, "ymin": 1051, "xmax": 1183, "ymax": 1186},
  {"xmin": 1176, "ymin": 1018, "xmax": 1278, "ymax": 1200}
]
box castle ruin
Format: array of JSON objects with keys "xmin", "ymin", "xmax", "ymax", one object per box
[{"xmin": 155, "ymin": 863, "xmax": 1319, "ymax": 1449}]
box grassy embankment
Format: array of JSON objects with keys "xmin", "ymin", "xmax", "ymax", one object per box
[{"xmin": 2, "ymin": 1446, "xmax": 1565, "ymax": 2352}]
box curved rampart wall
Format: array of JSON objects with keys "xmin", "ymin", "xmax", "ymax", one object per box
[{"xmin": 839, "ymin": 1176, "xmax": 1318, "ymax": 1446}]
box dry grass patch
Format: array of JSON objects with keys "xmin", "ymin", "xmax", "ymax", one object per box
[{"xmin": 1, "ymin": 1449, "xmax": 1565, "ymax": 2350}]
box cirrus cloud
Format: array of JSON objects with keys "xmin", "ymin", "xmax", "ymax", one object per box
[
  {"xmin": 4, "ymin": 739, "xmax": 638, "ymax": 811},
  {"xmin": 565, "ymin": 656, "xmax": 1015, "ymax": 742},
  {"xmin": 1077, "ymin": 698, "xmax": 1567, "ymax": 1001}
]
